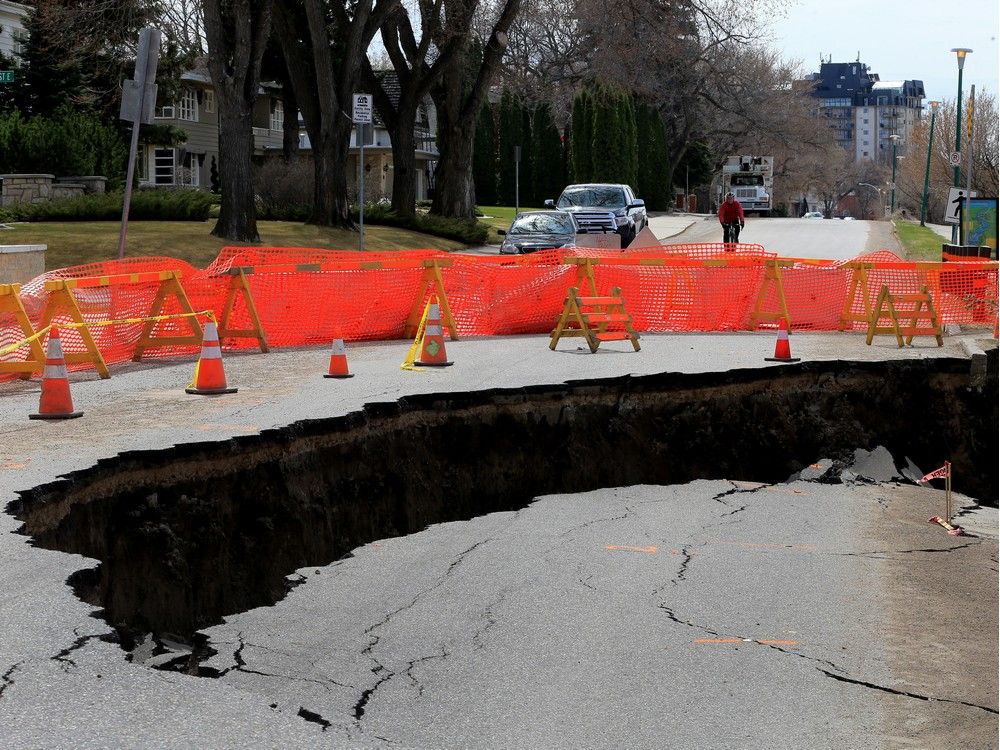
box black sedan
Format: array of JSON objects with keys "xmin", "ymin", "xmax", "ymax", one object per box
[{"xmin": 498, "ymin": 211, "xmax": 579, "ymax": 254}]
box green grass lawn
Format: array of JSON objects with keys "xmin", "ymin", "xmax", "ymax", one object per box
[
  {"xmin": 893, "ymin": 221, "xmax": 945, "ymax": 261},
  {"xmin": 2, "ymin": 220, "xmax": 467, "ymax": 271}
]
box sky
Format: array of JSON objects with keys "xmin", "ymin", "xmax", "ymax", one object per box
[{"xmin": 764, "ymin": 0, "xmax": 999, "ymax": 104}]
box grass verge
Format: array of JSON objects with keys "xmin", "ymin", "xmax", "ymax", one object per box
[
  {"xmin": 1, "ymin": 220, "xmax": 467, "ymax": 271},
  {"xmin": 894, "ymin": 221, "xmax": 945, "ymax": 261}
]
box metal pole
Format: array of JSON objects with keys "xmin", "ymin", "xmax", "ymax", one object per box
[
  {"xmin": 891, "ymin": 140, "xmax": 898, "ymax": 213},
  {"xmin": 920, "ymin": 104, "xmax": 938, "ymax": 226},
  {"xmin": 950, "ymin": 52, "xmax": 969, "ymax": 244},
  {"xmin": 359, "ymin": 124, "xmax": 365, "ymax": 252},
  {"xmin": 514, "ymin": 145, "xmax": 520, "ymax": 216},
  {"xmin": 117, "ymin": 30, "xmax": 155, "ymax": 260},
  {"xmin": 963, "ymin": 86, "xmax": 976, "ymax": 245}
]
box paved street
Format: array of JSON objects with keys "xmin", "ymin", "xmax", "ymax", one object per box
[{"xmin": 0, "ymin": 330, "xmax": 996, "ymax": 748}]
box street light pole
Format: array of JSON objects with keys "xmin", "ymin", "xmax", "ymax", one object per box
[
  {"xmin": 920, "ymin": 101, "xmax": 940, "ymax": 226},
  {"xmin": 950, "ymin": 47, "xmax": 972, "ymax": 243},
  {"xmin": 889, "ymin": 134, "xmax": 901, "ymax": 213}
]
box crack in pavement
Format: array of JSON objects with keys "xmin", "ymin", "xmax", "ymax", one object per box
[
  {"xmin": 670, "ymin": 544, "xmax": 695, "ymax": 585},
  {"xmin": 405, "ymin": 644, "xmax": 450, "ymax": 697},
  {"xmin": 0, "ymin": 661, "xmax": 22, "ymax": 698},
  {"xmin": 353, "ymin": 538, "xmax": 492, "ymax": 723},
  {"xmin": 818, "ymin": 668, "xmax": 1000, "ymax": 715},
  {"xmin": 829, "ymin": 540, "xmax": 982, "ymax": 559},
  {"xmin": 210, "ymin": 633, "xmax": 355, "ymax": 694},
  {"xmin": 51, "ymin": 628, "xmax": 104, "ymax": 672}
]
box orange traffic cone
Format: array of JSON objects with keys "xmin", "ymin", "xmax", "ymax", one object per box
[
  {"xmin": 30, "ymin": 327, "xmax": 83, "ymax": 420},
  {"xmin": 324, "ymin": 338, "xmax": 354, "ymax": 379},
  {"xmin": 185, "ymin": 321, "xmax": 237, "ymax": 395},
  {"xmin": 765, "ymin": 318, "xmax": 801, "ymax": 362},
  {"xmin": 416, "ymin": 295, "xmax": 453, "ymax": 367}
]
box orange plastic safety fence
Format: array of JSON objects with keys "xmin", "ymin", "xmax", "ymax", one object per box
[{"xmin": 3, "ymin": 245, "xmax": 997, "ymax": 382}]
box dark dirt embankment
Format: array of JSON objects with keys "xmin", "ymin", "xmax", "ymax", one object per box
[{"xmin": 10, "ymin": 357, "xmax": 996, "ymax": 645}]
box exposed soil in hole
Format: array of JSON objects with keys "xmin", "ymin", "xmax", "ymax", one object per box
[{"xmin": 9, "ymin": 358, "xmax": 997, "ymax": 654}]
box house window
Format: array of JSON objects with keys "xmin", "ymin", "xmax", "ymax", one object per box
[
  {"xmin": 154, "ymin": 148, "xmax": 175, "ymax": 184},
  {"xmin": 203, "ymin": 90, "xmax": 215, "ymax": 113},
  {"xmin": 177, "ymin": 89, "xmax": 198, "ymax": 121},
  {"xmin": 863, "ymin": 119, "xmax": 869, "ymax": 124},
  {"xmin": 155, "ymin": 103, "xmax": 175, "ymax": 119},
  {"xmin": 863, "ymin": 151, "xmax": 869, "ymax": 157},
  {"xmin": 270, "ymin": 99, "xmax": 283, "ymax": 131},
  {"xmin": 136, "ymin": 146, "xmax": 148, "ymax": 181},
  {"xmin": 12, "ymin": 29, "xmax": 28, "ymax": 56}
]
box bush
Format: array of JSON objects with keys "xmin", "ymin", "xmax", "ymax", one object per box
[
  {"xmin": 0, "ymin": 105, "xmax": 127, "ymax": 186},
  {"xmin": 352, "ymin": 204, "xmax": 490, "ymax": 245},
  {"xmin": 0, "ymin": 189, "xmax": 213, "ymax": 222},
  {"xmin": 255, "ymin": 159, "xmax": 313, "ymax": 221}
]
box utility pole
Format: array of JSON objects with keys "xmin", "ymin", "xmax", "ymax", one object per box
[{"xmin": 919, "ymin": 101, "xmax": 940, "ymax": 226}]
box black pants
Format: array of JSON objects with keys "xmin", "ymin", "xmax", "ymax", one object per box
[{"xmin": 722, "ymin": 222, "xmax": 742, "ymax": 244}]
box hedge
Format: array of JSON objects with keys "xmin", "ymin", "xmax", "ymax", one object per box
[{"xmin": 0, "ymin": 189, "xmax": 214, "ymax": 222}]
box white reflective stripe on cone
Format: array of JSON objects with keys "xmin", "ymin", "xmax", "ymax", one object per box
[
  {"xmin": 43, "ymin": 364, "xmax": 68, "ymax": 379},
  {"xmin": 332, "ymin": 339, "xmax": 347, "ymax": 355},
  {"xmin": 425, "ymin": 324, "xmax": 442, "ymax": 337},
  {"xmin": 428, "ymin": 304, "xmax": 440, "ymax": 319}
]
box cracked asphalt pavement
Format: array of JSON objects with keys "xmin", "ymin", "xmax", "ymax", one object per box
[
  {"xmin": 196, "ymin": 473, "xmax": 997, "ymax": 749},
  {"xmin": 0, "ymin": 332, "xmax": 996, "ymax": 748}
]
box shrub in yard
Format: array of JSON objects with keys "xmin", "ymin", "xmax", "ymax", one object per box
[
  {"xmin": 352, "ymin": 204, "xmax": 490, "ymax": 245},
  {"xmin": 0, "ymin": 105, "xmax": 127, "ymax": 185},
  {"xmin": 255, "ymin": 159, "xmax": 314, "ymax": 221},
  {"xmin": 0, "ymin": 189, "xmax": 213, "ymax": 222}
]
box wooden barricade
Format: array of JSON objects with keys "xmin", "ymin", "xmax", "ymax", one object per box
[
  {"xmin": 41, "ymin": 270, "xmax": 203, "ymax": 370},
  {"xmin": 866, "ymin": 284, "xmax": 943, "ymax": 347},
  {"xmin": 839, "ymin": 262, "xmax": 875, "ymax": 330},
  {"xmin": 749, "ymin": 258, "xmax": 793, "ymax": 329},
  {"xmin": 216, "ymin": 267, "xmax": 269, "ymax": 352},
  {"xmin": 40, "ymin": 280, "xmax": 111, "ymax": 378},
  {"xmin": 550, "ymin": 286, "xmax": 640, "ymax": 353},
  {"xmin": 404, "ymin": 258, "xmax": 458, "ymax": 340},
  {"xmin": 0, "ymin": 283, "xmax": 46, "ymax": 379}
]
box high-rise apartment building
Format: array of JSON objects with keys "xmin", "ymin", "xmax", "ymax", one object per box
[{"xmin": 802, "ymin": 60, "xmax": 925, "ymax": 162}]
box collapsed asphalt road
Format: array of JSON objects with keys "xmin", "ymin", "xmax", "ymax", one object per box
[{"xmin": 0, "ymin": 332, "xmax": 996, "ymax": 748}]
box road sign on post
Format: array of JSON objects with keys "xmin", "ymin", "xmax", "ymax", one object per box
[
  {"xmin": 949, "ymin": 151, "xmax": 962, "ymax": 167},
  {"xmin": 353, "ymin": 94, "xmax": 372, "ymax": 252},
  {"xmin": 117, "ymin": 27, "xmax": 161, "ymax": 261},
  {"xmin": 944, "ymin": 187, "xmax": 977, "ymax": 225}
]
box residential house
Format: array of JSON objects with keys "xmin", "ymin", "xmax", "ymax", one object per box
[
  {"xmin": 144, "ymin": 69, "xmax": 439, "ymax": 201},
  {"xmin": 299, "ymin": 73, "xmax": 440, "ymax": 202},
  {"xmin": 138, "ymin": 69, "xmax": 284, "ymax": 189},
  {"xmin": 0, "ymin": 0, "xmax": 29, "ymax": 59}
]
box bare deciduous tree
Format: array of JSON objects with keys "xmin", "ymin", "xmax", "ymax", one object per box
[{"xmin": 202, "ymin": 0, "xmax": 273, "ymax": 241}]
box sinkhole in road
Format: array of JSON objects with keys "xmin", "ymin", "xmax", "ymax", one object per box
[{"xmin": 10, "ymin": 357, "xmax": 997, "ymax": 663}]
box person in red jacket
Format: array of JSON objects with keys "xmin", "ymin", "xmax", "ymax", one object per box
[{"xmin": 718, "ymin": 192, "xmax": 745, "ymax": 246}]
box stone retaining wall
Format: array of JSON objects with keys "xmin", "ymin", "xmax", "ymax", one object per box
[{"xmin": 0, "ymin": 244, "xmax": 46, "ymax": 284}]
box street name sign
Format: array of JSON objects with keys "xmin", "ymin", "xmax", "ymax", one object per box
[{"xmin": 0, "ymin": 70, "xmax": 14, "ymax": 84}]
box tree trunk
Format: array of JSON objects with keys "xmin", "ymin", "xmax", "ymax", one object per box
[
  {"xmin": 389, "ymin": 106, "xmax": 417, "ymax": 215},
  {"xmin": 281, "ymin": 79, "xmax": 300, "ymax": 162},
  {"xmin": 212, "ymin": 98, "xmax": 260, "ymax": 242},
  {"xmin": 432, "ymin": 120, "xmax": 476, "ymax": 218},
  {"xmin": 310, "ymin": 118, "xmax": 353, "ymax": 227}
]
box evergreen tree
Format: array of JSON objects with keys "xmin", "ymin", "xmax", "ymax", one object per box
[
  {"xmin": 621, "ymin": 92, "xmax": 638, "ymax": 188},
  {"xmin": 497, "ymin": 88, "xmax": 523, "ymax": 205},
  {"xmin": 636, "ymin": 103, "xmax": 670, "ymax": 210},
  {"xmin": 531, "ymin": 103, "xmax": 564, "ymax": 203},
  {"xmin": 571, "ymin": 87, "xmax": 592, "ymax": 183},
  {"xmin": 591, "ymin": 84, "xmax": 623, "ymax": 183},
  {"xmin": 473, "ymin": 101, "xmax": 497, "ymax": 206},
  {"xmin": 519, "ymin": 104, "xmax": 534, "ymax": 206}
]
